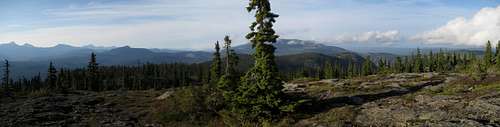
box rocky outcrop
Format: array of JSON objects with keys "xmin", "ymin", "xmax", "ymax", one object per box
[
  {"xmin": 0, "ymin": 90, "xmax": 164, "ymax": 127},
  {"xmin": 297, "ymin": 73, "xmax": 500, "ymax": 127}
]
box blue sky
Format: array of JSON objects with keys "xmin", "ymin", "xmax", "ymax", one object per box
[{"xmin": 0, "ymin": 0, "xmax": 499, "ymax": 49}]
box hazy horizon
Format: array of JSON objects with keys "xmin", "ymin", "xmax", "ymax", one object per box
[{"xmin": 1, "ymin": 0, "xmax": 499, "ymax": 49}]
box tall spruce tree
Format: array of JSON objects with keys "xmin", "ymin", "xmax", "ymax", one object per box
[
  {"xmin": 87, "ymin": 53, "xmax": 100, "ymax": 91},
  {"xmin": 217, "ymin": 36, "xmax": 240, "ymax": 104},
  {"xmin": 210, "ymin": 41, "xmax": 223, "ymax": 83},
  {"xmin": 484, "ymin": 40, "xmax": 493, "ymax": 67},
  {"xmin": 234, "ymin": 0, "xmax": 291, "ymax": 120},
  {"xmin": 47, "ymin": 62, "xmax": 58, "ymax": 89},
  {"xmin": 223, "ymin": 36, "xmax": 238, "ymax": 75}
]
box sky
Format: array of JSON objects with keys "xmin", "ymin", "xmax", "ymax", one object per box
[{"xmin": 0, "ymin": 0, "xmax": 499, "ymax": 50}]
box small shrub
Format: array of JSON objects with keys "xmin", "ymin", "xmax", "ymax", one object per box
[
  {"xmin": 440, "ymin": 84, "xmax": 467, "ymax": 95},
  {"xmin": 473, "ymin": 83, "xmax": 500, "ymax": 93},
  {"xmin": 27, "ymin": 88, "xmax": 51, "ymax": 98},
  {"xmin": 154, "ymin": 86, "xmax": 217, "ymax": 126}
]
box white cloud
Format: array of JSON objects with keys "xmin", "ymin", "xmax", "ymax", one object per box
[
  {"xmin": 411, "ymin": 6, "xmax": 500, "ymax": 46},
  {"xmin": 0, "ymin": 0, "xmax": 480, "ymax": 49},
  {"xmin": 332, "ymin": 30, "xmax": 401, "ymax": 44}
]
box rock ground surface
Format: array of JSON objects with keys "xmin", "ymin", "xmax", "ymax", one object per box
[
  {"xmin": 1, "ymin": 73, "xmax": 499, "ymax": 127},
  {"xmin": 0, "ymin": 90, "xmax": 165, "ymax": 127},
  {"xmin": 292, "ymin": 73, "xmax": 500, "ymax": 127}
]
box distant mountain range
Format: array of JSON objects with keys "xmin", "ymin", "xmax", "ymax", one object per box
[
  {"xmin": 0, "ymin": 42, "xmax": 96, "ymax": 61},
  {"xmin": 234, "ymin": 39, "xmax": 351, "ymax": 56},
  {"xmin": 0, "ymin": 39, "xmax": 484, "ymax": 79}
]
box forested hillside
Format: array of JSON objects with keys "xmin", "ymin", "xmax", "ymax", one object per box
[{"xmin": 1, "ymin": 0, "xmax": 500, "ymax": 126}]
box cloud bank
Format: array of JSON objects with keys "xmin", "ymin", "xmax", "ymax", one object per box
[
  {"xmin": 412, "ymin": 6, "xmax": 500, "ymax": 46},
  {"xmin": 0, "ymin": 0, "xmax": 493, "ymax": 49},
  {"xmin": 333, "ymin": 30, "xmax": 401, "ymax": 45}
]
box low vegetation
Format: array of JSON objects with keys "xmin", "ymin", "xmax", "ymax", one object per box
[{"xmin": 1, "ymin": 0, "xmax": 500, "ymax": 126}]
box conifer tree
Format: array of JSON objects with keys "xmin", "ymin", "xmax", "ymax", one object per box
[
  {"xmin": 362, "ymin": 56, "xmax": 373, "ymax": 76},
  {"xmin": 87, "ymin": 53, "xmax": 100, "ymax": 91},
  {"xmin": 428, "ymin": 51, "xmax": 435, "ymax": 72},
  {"xmin": 217, "ymin": 36, "xmax": 239, "ymax": 101},
  {"xmin": 334, "ymin": 64, "xmax": 341, "ymax": 78},
  {"xmin": 496, "ymin": 41, "xmax": 500, "ymax": 68},
  {"xmin": 324, "ymin": 62, "xmax": 334, "ymax": 79},
  {"xmin": 210, "ymin": 41, "xmax": 223, "ymax": 83},
  {"xmin": 404, "ymin": 56, "xmax": 412, "ymax": 73},
  {"xmin": 415, "ymin": 48, "xmax": 424, "ymax": 73},
  {"xmin": 496, "ymin": 41, "xmax": 500, "ymax": 57},
  {"xmin": 377, "ymin": 58, "xmax": 387, "ymax": 74},
  {"xmin": 347, "ymin": 60, "xmax": 355, "ymax": 78},
  {"xmin": 394, "ymin": 57, "xmax": 403, "ymax": 73},
  {"xmin": 47, "ymin": 62, "xmax": 58, "ymax": 89},
  {"xmin": 2, "ymin": 60, "xmax": 10, "ymax": 91},
  {"xmin": 223, "ymin": 36, "xmax": 238, "ymax": 75},
  {"xmin": 234, "ymin": 0, "xmax": 291, "ymax": 120},
  {"xmin": 484, "ymin": 40, "xmax": 493, "ymax": 67}
]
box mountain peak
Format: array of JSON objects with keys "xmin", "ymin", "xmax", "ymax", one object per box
[
  {"xmin": 54, "ymin": 44, "xmax": 75, "ymax": 48},
  {"xmin": 22, "ymin": 43, "xmax": 35, "ymax": 47},
  {"xmin": 109, "ymin": 46, "xmax": 153, "ymax": 55},
  {"xmin": 3, "ymin": 42, "xmax": 20, "ymax": 46},
  {"xmin": 278, "ymin": 39, "xmax": 324, "ymax": 47},
  {"xmin": 234, "ymin": 39, "xmax": 349, "ymax": 56}
]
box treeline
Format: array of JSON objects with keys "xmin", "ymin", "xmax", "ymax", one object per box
[
  {"xmin": 4, "ymin": 60, "xmax": 210, "ymax": 92},
  {"xmin": 2, "ymin": 41, "xmax": 498, "ymax": 93}
]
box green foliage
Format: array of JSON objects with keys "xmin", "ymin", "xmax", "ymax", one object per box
[
  {"xmin": 484, "ymin": 40, "xmax": 493, "ymax": 67},
  {"xmin": 394, "ymin": 57, "xmax": 403, "ymax": 73},
  {"xmin": 210, "ymin": 41, "xmax": 223, "ymax": 84},
  {"xmin": 47, "ymin": 62, "xmax": 58, "ymax": 89},
  {"xmin": 27, "ymin": 88, "xmax": 52, "ymax": 98},
  {"xmin": 496, "ymin": 41, "xmax": 500, "ymax": 69},
  {"xmin": 231, "ymin": 0, "xmax": 293, "ymax": 121},
  {"xmin": 87, "ymin": 53, "xmax": 100, "ymax": 91},
  {"xmin": 217, "ymin": 36, "xmax": 240, "ymax": 104},
  {"xmin": 323, "ymin": 62, "xmax": 339, "ymax": 79},
  {"xmin": 2, "ymin": 59, "xmax": 10, "ymax": 90},
  {"xmin": 415, "ymin": 48, "xmax": 424, "ymax": 73},
  {"xmin": 473, "ymin": 82, "xmax": 500, "ymax": 92},
  {"xmin": 362, "ymin": 56, "xmax": 373, "ymax": 76},
  {"xmin": 155, "ymin": 86, "xmax": 217, "ymax": 126}
]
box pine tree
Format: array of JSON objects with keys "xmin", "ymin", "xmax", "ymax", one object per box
[
  {"xmin": 347, "ymin": 60, "xmax": 355, "ymax": 78},
  {"xmin": 2, "ymin": 60, "xmax": 10, "ymax": 91},
  {"xmin": 323, "ymin": 62, "xmax": 334, "ymax": 79},
  {"xmin": 415, "ymin": 48, "xmax": 424, "ymax": 73},
  {"xmin": 223, "ymin": 36, "xmax": 238, "ymax": 75},
  {"xmin": 428, "ymin": 51, "xmax": 435, "ymax": 72},
  {"xmin": 362, "ymin": 56, "xmax": 373, "ymax": 76},
  {"xmin": 217, "ymin": 36, "xmax": 239, "ymax": 101},
  {"xmin": 484, "ymin": 40, "xmax": 493, "ymax": 67},
  {"xmin": 377, "ymin": 58, "xmax": 387, "ymax": 74},
  {"xmin": 235, "ymin": 0, "xmax": 291, "ymax": 120},
  {"xmin": 394, "ymin": 57, "xmax": 403, "ymax": 73},
  {"xmin": 47, "ymin": 62, "xmax": 58, "ymax": 89},
  {"xmin": 210, "ymin": 41, "xmax": 223, "ymax": 83},
  {"xmin": 87, "ymin": 52, "xmax": 100, "ymax": 91}
]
